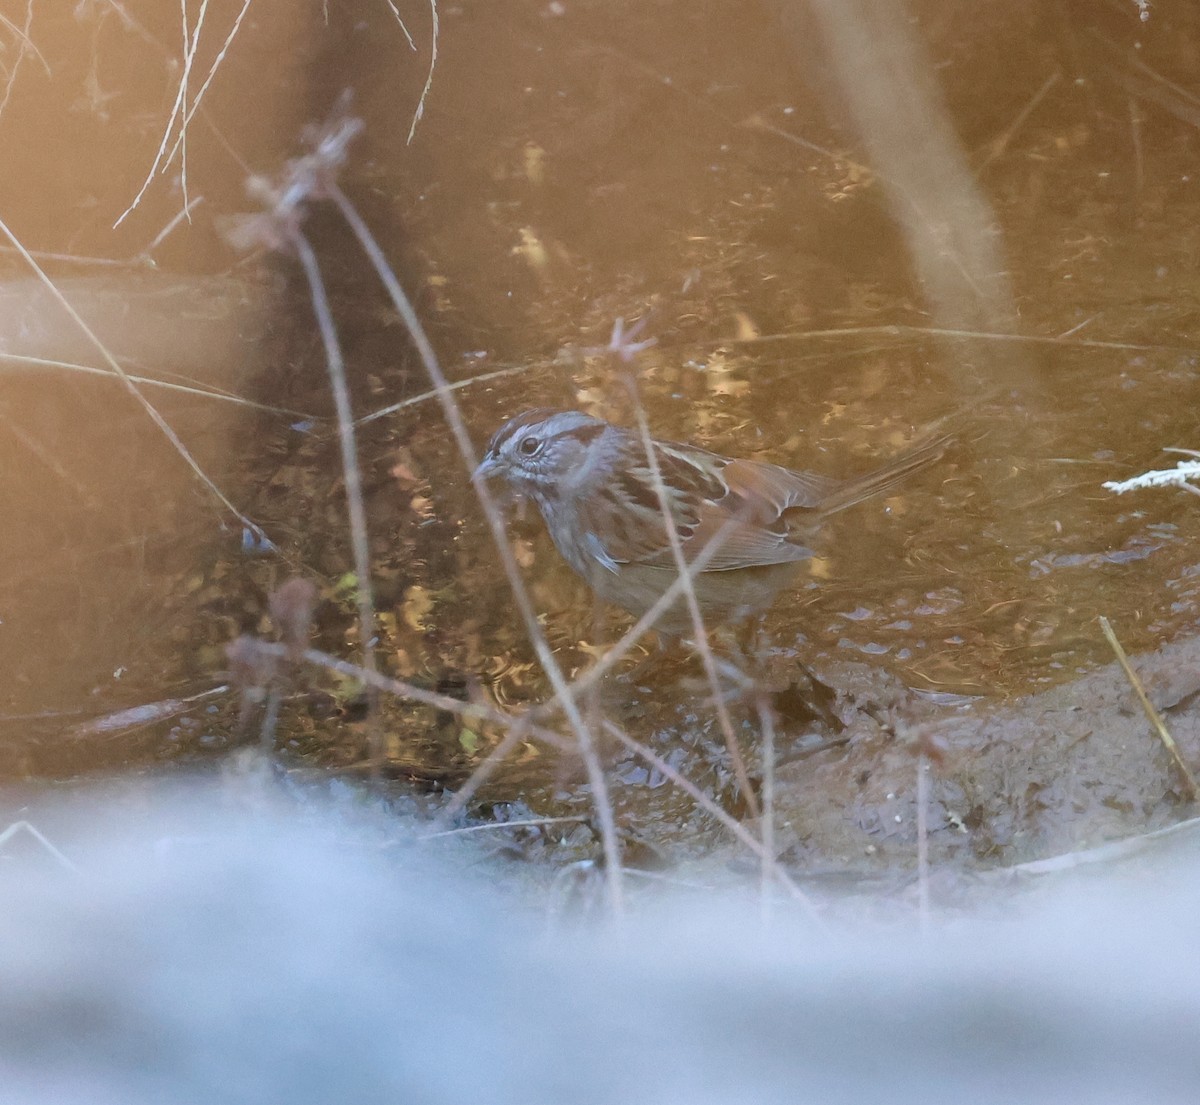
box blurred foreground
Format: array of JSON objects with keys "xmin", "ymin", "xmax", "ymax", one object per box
[{"xmin": 2, "ymin": 770, "xmax": 1198, "ymax": 1103}]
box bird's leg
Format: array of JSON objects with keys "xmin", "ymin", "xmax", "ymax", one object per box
[{"xmin": 617, "ymin": 629, "xmax": 674, "ymax": 685}]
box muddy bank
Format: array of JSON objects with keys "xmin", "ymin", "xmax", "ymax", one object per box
[
  {"xmin": 765, "ymin": 625, "xmax": 1200, "ymax": 878},
  {"xmin": 12, "ymin": 611, "xmax": 1200, "ymax": 890}
]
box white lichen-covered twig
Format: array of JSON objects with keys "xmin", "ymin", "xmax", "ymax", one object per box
[{"xmin": 1104, "ymin": 450, "xmax": 1200, "ymax": 497}]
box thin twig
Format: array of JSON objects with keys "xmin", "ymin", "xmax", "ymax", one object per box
[
  {"xmin": 532, "ymin": 513, "xmax": 747, "ymax": 719},
  {"xmin": 248, "ymin": 638, "xmax": 820, "ymax": 911},
  {"xmin": 431, "ymin": 518, "xmax": 761, "ymax": 825},
  {"xmin": 0, "ymin": 214, "xmax": 264, "ymax": 538},
  {"xmin": 231, "ymin": 641, "xmax": 551, "ymax": 752},
  {"xmin": 1099, "ymin": 615, "xmax": 1198, "ymax": 801},
  {"xmin": 435, "ymin": 515, "xmax": 749, "ymax": 824}
]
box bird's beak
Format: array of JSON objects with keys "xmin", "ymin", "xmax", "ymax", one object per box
[{"xmin": 474, "ymin": 454, "xmax": 500, "ymax": 481}]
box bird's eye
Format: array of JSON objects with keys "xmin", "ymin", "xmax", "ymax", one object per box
[{"xmin": 518, "ymin": 436, "xmax": 542, "ymax": 457}]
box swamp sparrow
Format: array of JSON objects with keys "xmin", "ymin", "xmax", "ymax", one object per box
[{"xmin": 476, "ymin": 409, "xmax": 949, "ymax": 636}]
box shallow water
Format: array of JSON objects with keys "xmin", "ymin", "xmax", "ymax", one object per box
[{"xmin": 359, "ymin": 0, "xmax": 1200, "ymax": 697}]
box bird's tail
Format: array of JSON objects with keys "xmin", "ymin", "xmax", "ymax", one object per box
[{"xmin": 816, "ymin": 432, "xmax": 954, "ymax": 516}]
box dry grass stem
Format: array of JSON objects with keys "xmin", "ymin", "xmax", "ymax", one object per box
[
  {"xmin": 288, "ymin": 230, "xmax": 383, "ymax": 752},
  {"xmin": 742, "ymin": 113, "xmax": 876, "ymax": 178},
  {"xmin": 732, "ymin": 323, "xmax": 1186, "ymax": 355},
  {"xmin": 406, "ymin": 0, "xmax": 438, "ymax": 144},
  {"xmin": 162, "ymin": 0, "xmax": 254, "ymax": 178},
  {"xmin": 974, "ymin": 70, "xmax": 1060, "ymax": 176},
  {"xmin": 917, "ymin": 751, "xmax": 930, "ymax": 928},
  {"xmin": 0, "ymin": 0, "xmax": 42, "ymax": 123},
  {"xmin": 0, "ymin": 351, "xmax": 316, "ymax": 417},
  {"xmin": 326, "ymin": 178, "xmax": 625, "ymax": 915},
  {"xmin": 69, "ymin": 686, "xmax": 228, "ymax": 739},
  {"xmin": 432, "ymin": 722, "xmax": 539, "ymax": 827},
  {"xmin": 0, "ymin": 214, "xmax": 265, "ymax": 539},
  {"xmin": 382, "ymin": 0, "xmax": 417, "ymax": 49},
  {"xmin": 602, "ymin": 720, "xmax": 821, "ymax": 922},
  {"xmin": 355, "ymin": 362, "xmax": 539, "ymax": 425},
  {"xmin": 627, "ymin": 392, "xmax": 761, "ymax": 821},
  {"xmin": 756, "ymin": 694, "xmax": 776, "ymax": 921},
  {"xmin": 1099, "ymin": 616, "xmax": 1199, "ymax": 802},
  {"xmin": 94, "ymin": 0, "xmax": 160, "ymax": 48},
  {"xmin": 994, "ymin": 814, "xmax": 1200, "ymax": 878},
  {"xmin": 176, "ymin": 0, "xmax": 196, "ymax": 214},
  {"xmin": 111, "ymin": 0, "xmax": 250, "ymax": 228},
  {"xmin": 4, "ymin": 415, "xmax": 99, "ymax": 505},
  {"xmin": 1129, "ymin": 96, "xmax": 1145, "ymax": 195},
  {"xmin": 0, "ymin": 821, "xmax": 79, "ymax": 873},
  {"xmin": 531, "ymin": 513, "xmax": 747, "ymax": 714},
  {"xmin": 0, "ymin": 245, "xmax": 131, "ymax": 266},
  {"xmin": 421, "ymin": 816, "xmax": 588, "ymax": 840},
  {"xmin": 142, "ymin": 195, "xmax": 206, "ymax": 256},
  {"xmin": 0, "ymin": 4, "xmax": 48, "ymax": 72},
  {"xmin": 115, "ymin": 0, "xmax": 210, "ymax": 227}
]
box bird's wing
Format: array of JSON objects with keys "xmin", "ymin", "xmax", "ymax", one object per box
[
  {"xmin": 719, "ymin": 457, "xmax": 841, "ymax": 513},
  {"xmin": 591, "ymin": 448, "xmax": 823, "ymax": 572},
  {"xmin": 572, "ymin": 442, "xmax": 713, "ymax": 566}
]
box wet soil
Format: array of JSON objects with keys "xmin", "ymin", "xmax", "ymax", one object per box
[{"xmin": 769, "ymin": 633, "xmax": 1200, "ymax": 877}]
